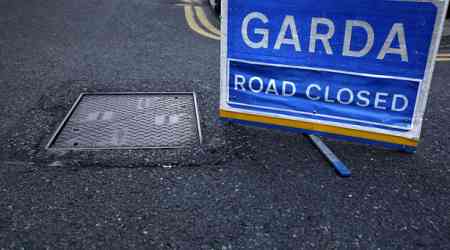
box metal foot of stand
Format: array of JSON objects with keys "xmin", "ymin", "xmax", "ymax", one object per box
[{"xmin": 307, "ymin": 134, "xmax": 351, "ymax": 177}]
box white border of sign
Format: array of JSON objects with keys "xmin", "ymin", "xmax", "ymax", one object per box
[{"xmin": 220, "ymin": 0, "xmax": 449, "ymax": 144}]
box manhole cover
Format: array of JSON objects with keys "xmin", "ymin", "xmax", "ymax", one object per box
[{"xmin": 46, "ymin": 92, "xmax": 202, "ymax": 150}]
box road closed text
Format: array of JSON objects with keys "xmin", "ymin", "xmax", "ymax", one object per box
[
  {"xmin": 228, "ymin": 60, "xmax": 418, "ymax": 129},
  {"xmin": 233, "ymin": 74, "xmax": 410, "ymax": 112}
]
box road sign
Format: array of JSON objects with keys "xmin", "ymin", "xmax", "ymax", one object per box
[{"xmin": 220, "ymin": 0, "xmax": 449, "ymax": 151}]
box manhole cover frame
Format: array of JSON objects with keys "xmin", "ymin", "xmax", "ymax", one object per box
[{"xmin": 46, "ymin": 92, "xmax": 203, "ymax": 150}]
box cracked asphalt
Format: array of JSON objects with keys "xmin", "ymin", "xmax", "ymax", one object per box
[{"xmin": 0, "ymin": 0, "xmax": 449, "ymax": 249}]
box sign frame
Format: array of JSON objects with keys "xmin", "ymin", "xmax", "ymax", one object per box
[{"xmin": 219, "ymin": 0, "xmax": 449, "ymax": 151}]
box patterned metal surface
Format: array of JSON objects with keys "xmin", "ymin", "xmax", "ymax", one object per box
[{"xmin": 47, "ymin": 93, "xmax": 202, "ymax": 149}]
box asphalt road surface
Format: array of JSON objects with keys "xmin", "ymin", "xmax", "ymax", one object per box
[{"xmin": 1, "ymin": 0, "xmax": 449, "ymax": 249}]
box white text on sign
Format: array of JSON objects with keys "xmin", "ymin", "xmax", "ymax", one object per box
[
  {"xmin": 241, "ymin": 12, "xmax": 409, "ymax": 62},
  {"xmin": 234, "ymin": 74, "xmax": 410, "ymax": 112}
]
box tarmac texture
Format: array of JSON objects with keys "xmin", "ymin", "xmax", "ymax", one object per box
[{"xmin": 0, "ymin": 0, "xmax": 449, "ymax": 249}]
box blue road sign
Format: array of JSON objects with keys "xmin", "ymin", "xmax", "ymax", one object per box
[{"xmin": 220, "ymin": 0, "xmax": 449, "ymax": 149}]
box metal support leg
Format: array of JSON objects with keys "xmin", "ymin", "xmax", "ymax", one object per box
[{"xmin": 308, "ymin": 134, "xmax": 351, "ymax": 177}]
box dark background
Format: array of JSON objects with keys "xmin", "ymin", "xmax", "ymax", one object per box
[{"xmin": 0, "ymin": 0, "xmax": 449, "ymax": 249}]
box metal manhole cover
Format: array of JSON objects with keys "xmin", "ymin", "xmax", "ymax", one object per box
[{"xmin": 46, "ymin": 92, "xmax": 202, "ymax": 150}]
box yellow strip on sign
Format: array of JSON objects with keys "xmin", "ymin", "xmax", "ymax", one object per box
[
  {"xmin": 194, "ymin": 6, "xmax": 221, "ymax": 36},
  {"xmin": 220, "ymin": 110, "xmax": 418, "ymax": 147}
]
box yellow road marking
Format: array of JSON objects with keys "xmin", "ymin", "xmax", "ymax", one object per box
[
  {"xmin": 184, "ymin": 5, "xmax": 220, "ymax": 40},
  {"xmin": 182, "ymin": 0, "xmax": 220, "ymax": 41},
  {"xmin": 436, "ymin": 53, "xmax": 450, "ymax": 61},
  {"xmin": 194, "ymin": 6, "xmax": 221, "ymax": 36},
  {"xmin": 177, "ymin": 0, "xmax": 203, "ymax": 4}
]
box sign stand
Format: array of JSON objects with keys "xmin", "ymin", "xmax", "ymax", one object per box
[{"xmin": 307, "ymin": 134, "xmax": 351, "ymax": 177}]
